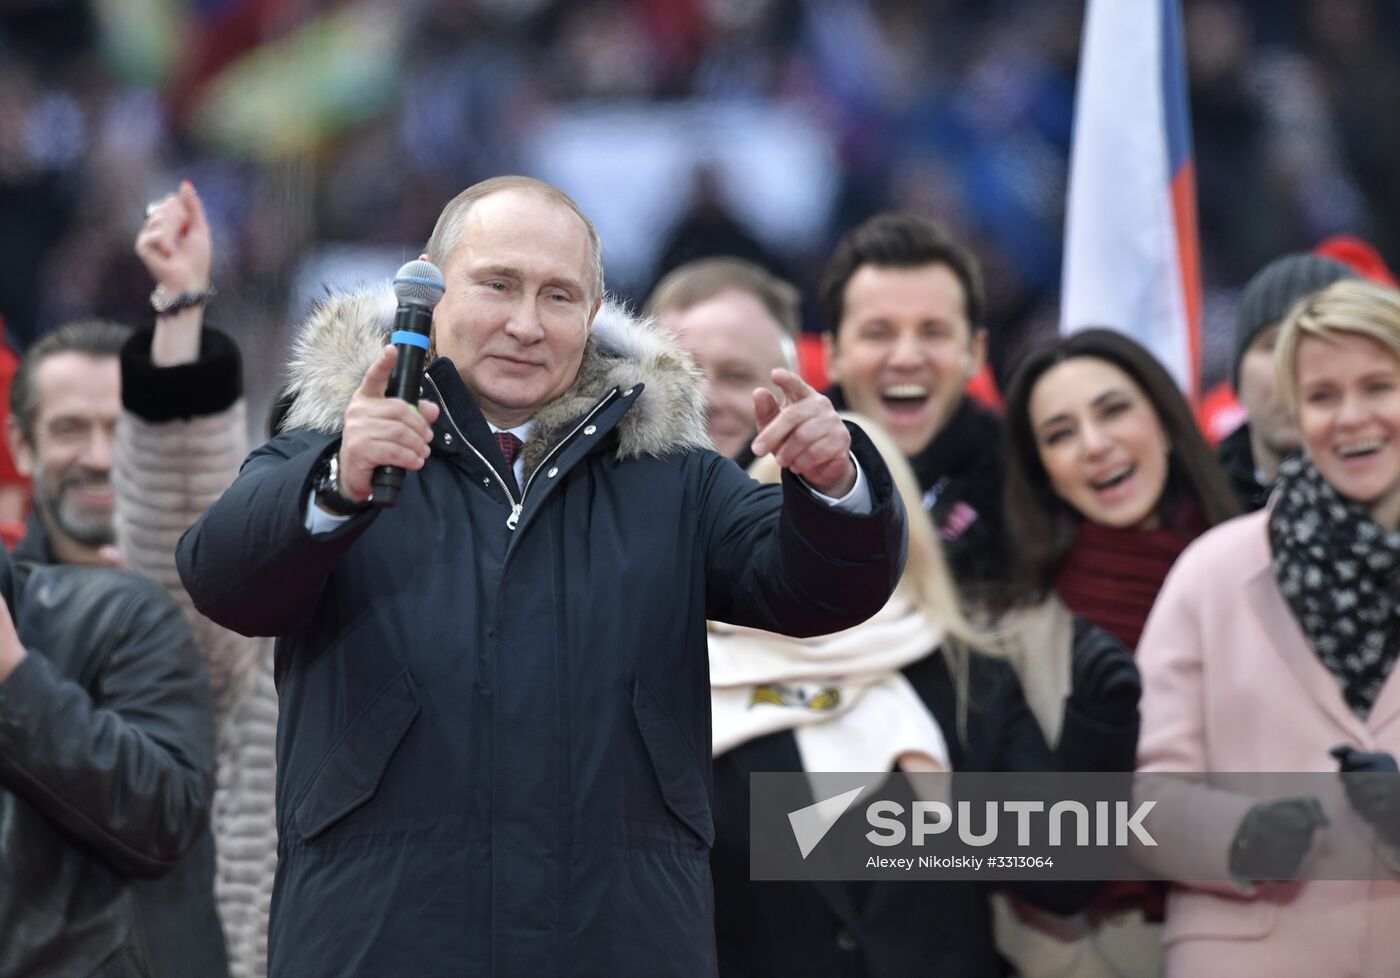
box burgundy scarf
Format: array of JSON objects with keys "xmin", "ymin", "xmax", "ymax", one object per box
[{"xmin": 1052, "ymin": 517, "xmax": 1198, "ymax": 650}]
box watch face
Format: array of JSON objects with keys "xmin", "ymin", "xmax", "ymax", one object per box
[
  {"xmin": 316, "ymin": 455, "xmax": 364, "ymax": 514},
  {"xmin": 317, "ymin": 457, "xmax": 338, "ymax": 495}
]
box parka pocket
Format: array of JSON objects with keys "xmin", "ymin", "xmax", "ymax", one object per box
[
  {"xmin": 631, "ymin": 676, "xmax": 715, "ymax": 848},
  {"xmin": 293, "ymin": 669, "xmax": 421, "ymax": 841}
]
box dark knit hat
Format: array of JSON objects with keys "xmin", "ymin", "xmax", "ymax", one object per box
[{"xmin": 1233, "ymin": 253, "xmax": 1356, "ymax": 388}]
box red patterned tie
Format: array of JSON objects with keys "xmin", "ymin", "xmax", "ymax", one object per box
[{"xmin": 495, "ymin": 431, "xmax": 523, "ymax": 467}]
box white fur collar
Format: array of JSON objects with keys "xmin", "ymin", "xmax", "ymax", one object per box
[{"xmin": 279, "ymin": 284, "xmax": 711, "ymax": 468}]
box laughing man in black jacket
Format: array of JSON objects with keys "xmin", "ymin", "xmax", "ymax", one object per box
[{"xmin": 819, "ymin": 213, "xmax": 1009, "ymax": 601}]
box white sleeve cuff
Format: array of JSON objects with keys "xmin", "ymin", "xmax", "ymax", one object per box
[
  {"xmin": 802, "ymin": 454, "xmax": 872, "ymax": 515},
  {"xmin": 305, "ymin": 488, "xmax": 353, "ymax": 535}
]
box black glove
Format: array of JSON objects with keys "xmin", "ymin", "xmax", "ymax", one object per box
[
  {"xmin": 1331, "ymin": 745, "xmax": 1400, "ymax": 849},
  {"xmin": 1067, "ymin": 617, "xmax": 1141, "ymax": 725},
  {"xmin": 1228, "ymin": 798, "xmax": 1328, "ymax": 882}
]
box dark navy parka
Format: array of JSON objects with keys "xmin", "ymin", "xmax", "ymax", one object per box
[{"xmin": 177, "ymin": 295, "xmax": 907, "ymax": 976}]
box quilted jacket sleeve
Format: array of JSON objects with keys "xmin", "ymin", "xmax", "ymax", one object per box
[{"xmin": 115, "ymin": 325, "xmax": 259, "ymax": 717}]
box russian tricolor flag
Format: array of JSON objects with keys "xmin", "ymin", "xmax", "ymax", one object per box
[{"xmin": 1061, "ymin": 0, "xmax": 1202, "ymax": 400}]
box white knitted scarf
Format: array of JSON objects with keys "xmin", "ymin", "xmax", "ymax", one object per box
[{"xmin": 709, "ymin": 591, "xmax": 951, "ymax": 774}]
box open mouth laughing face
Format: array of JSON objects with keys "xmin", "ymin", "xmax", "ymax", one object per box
[
  {"xmin": 826, "ymin": 263, "xmax": 984, "ymax": 457},
  {"xmin": 1029, "ymin": 356, "xmax": 1172, "ymax": 531},
  {"xmin": 1295, "ymin": 331, "xmax": 1400, "ymax": 530}
]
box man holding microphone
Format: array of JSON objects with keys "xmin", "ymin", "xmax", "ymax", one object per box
[{"xmin": 179, "ymin": 175, "xmax": 906, "ymax": 977}]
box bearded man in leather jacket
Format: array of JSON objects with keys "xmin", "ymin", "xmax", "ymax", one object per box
[{"xmin": 0, "ymin": 320, "xmax": 227, "ymax": 976}]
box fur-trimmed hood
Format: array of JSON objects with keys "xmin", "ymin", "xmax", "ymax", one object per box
[{"xmin": 280, "ymin": 284, "xmax": 711, "ymax": 467}]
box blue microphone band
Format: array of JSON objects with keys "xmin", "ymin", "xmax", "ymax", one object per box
[
  {"xmin": 390, "ymin": 331, "xmax": 431, "ymax": 349},
  {"xmin": 393, "ymin": 276, "xmax": 447, "ymax": 291}
]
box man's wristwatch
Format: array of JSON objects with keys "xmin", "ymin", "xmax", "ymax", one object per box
[{"xmin": 314, "ymin": 453, "xmax": 370, "ymax": 516}]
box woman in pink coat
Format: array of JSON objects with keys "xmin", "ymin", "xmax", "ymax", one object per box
[{"xmin": 1137, "ymin": 278, "xmax": 1400, "ymax": 977}]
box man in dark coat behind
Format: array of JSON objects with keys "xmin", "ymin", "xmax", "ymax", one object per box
[
  {"xmin": 1219, "ymin": 251, "xmax": 1357, "ymax": 511},
  {"xmin": 177, "ymin": 176, "xmax": 906, "ymax": 977},
  {"xmin": 647, "ymin": 256, "xmax": 802, "ymax": 467}
]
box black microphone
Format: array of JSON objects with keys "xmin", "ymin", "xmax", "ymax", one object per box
[{"xmin": 372, "ymin": 259, "xmax": 446, "ymax": 507}]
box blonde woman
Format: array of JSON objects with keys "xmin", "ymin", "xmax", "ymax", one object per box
[
  {"xmin": 1136, "ymin": 279, "xmax": 1400, "ymax": 977},
  {"xmin": 709, "ymin": 414, "xmax": 1141, "ymax": 978}
]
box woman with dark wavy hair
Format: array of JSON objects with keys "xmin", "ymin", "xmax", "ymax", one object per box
[
  {"xmin": 995, "ymin": 328, "xmax": 1237, "ymax": 731},
  {"xmin": 989, "ymin": 328, "xmax": 1237, "ymax": 977},
  {"xmin": 1002, "ymin": 328, "xmax": 1239, "ymax": 629}
]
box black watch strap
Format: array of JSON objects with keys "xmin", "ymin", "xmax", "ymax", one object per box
[{"xmin": 314, "ymin": 454, "xmax": 370, "ymax": 516}]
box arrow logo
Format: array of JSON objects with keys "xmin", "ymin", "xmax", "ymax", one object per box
[{"xmin": 788, "ymin": 785, "xmax": 866, "ymax": 859}]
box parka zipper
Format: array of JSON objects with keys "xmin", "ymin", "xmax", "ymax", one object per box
[
  {"xmin": 425, "ymin": 373, "xmax": 522, "ymax": 527},
  {"xmin": 509, "ymin": 389, "xmax": 619, "ymax": 529},
  {"xmin": 424, "ymin": 373, "xmax": 622, "ymax": 531}
]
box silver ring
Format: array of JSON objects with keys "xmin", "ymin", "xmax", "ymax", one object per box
[{"xmin": 144, "ymin": 202, "xmax": 159, "ymax": 218}]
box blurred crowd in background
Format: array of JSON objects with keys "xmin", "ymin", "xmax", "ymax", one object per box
[
  {"xmin": 7, "ymin": 4, "xmax": 1400, "ymax": 975},
  {"xmin": 2, "ymin": 0, "xmax": 1399, "ymax": 421}
]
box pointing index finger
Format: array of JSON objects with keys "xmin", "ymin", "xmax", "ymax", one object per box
[{"xmin": 770, "ymin": 368, "xmax": 813, "ymax": 403}]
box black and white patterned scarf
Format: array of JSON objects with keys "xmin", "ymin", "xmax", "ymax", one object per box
[{"xmin": 1269, "ymin": 455, "xmax": 1400, "ymax": 719}]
